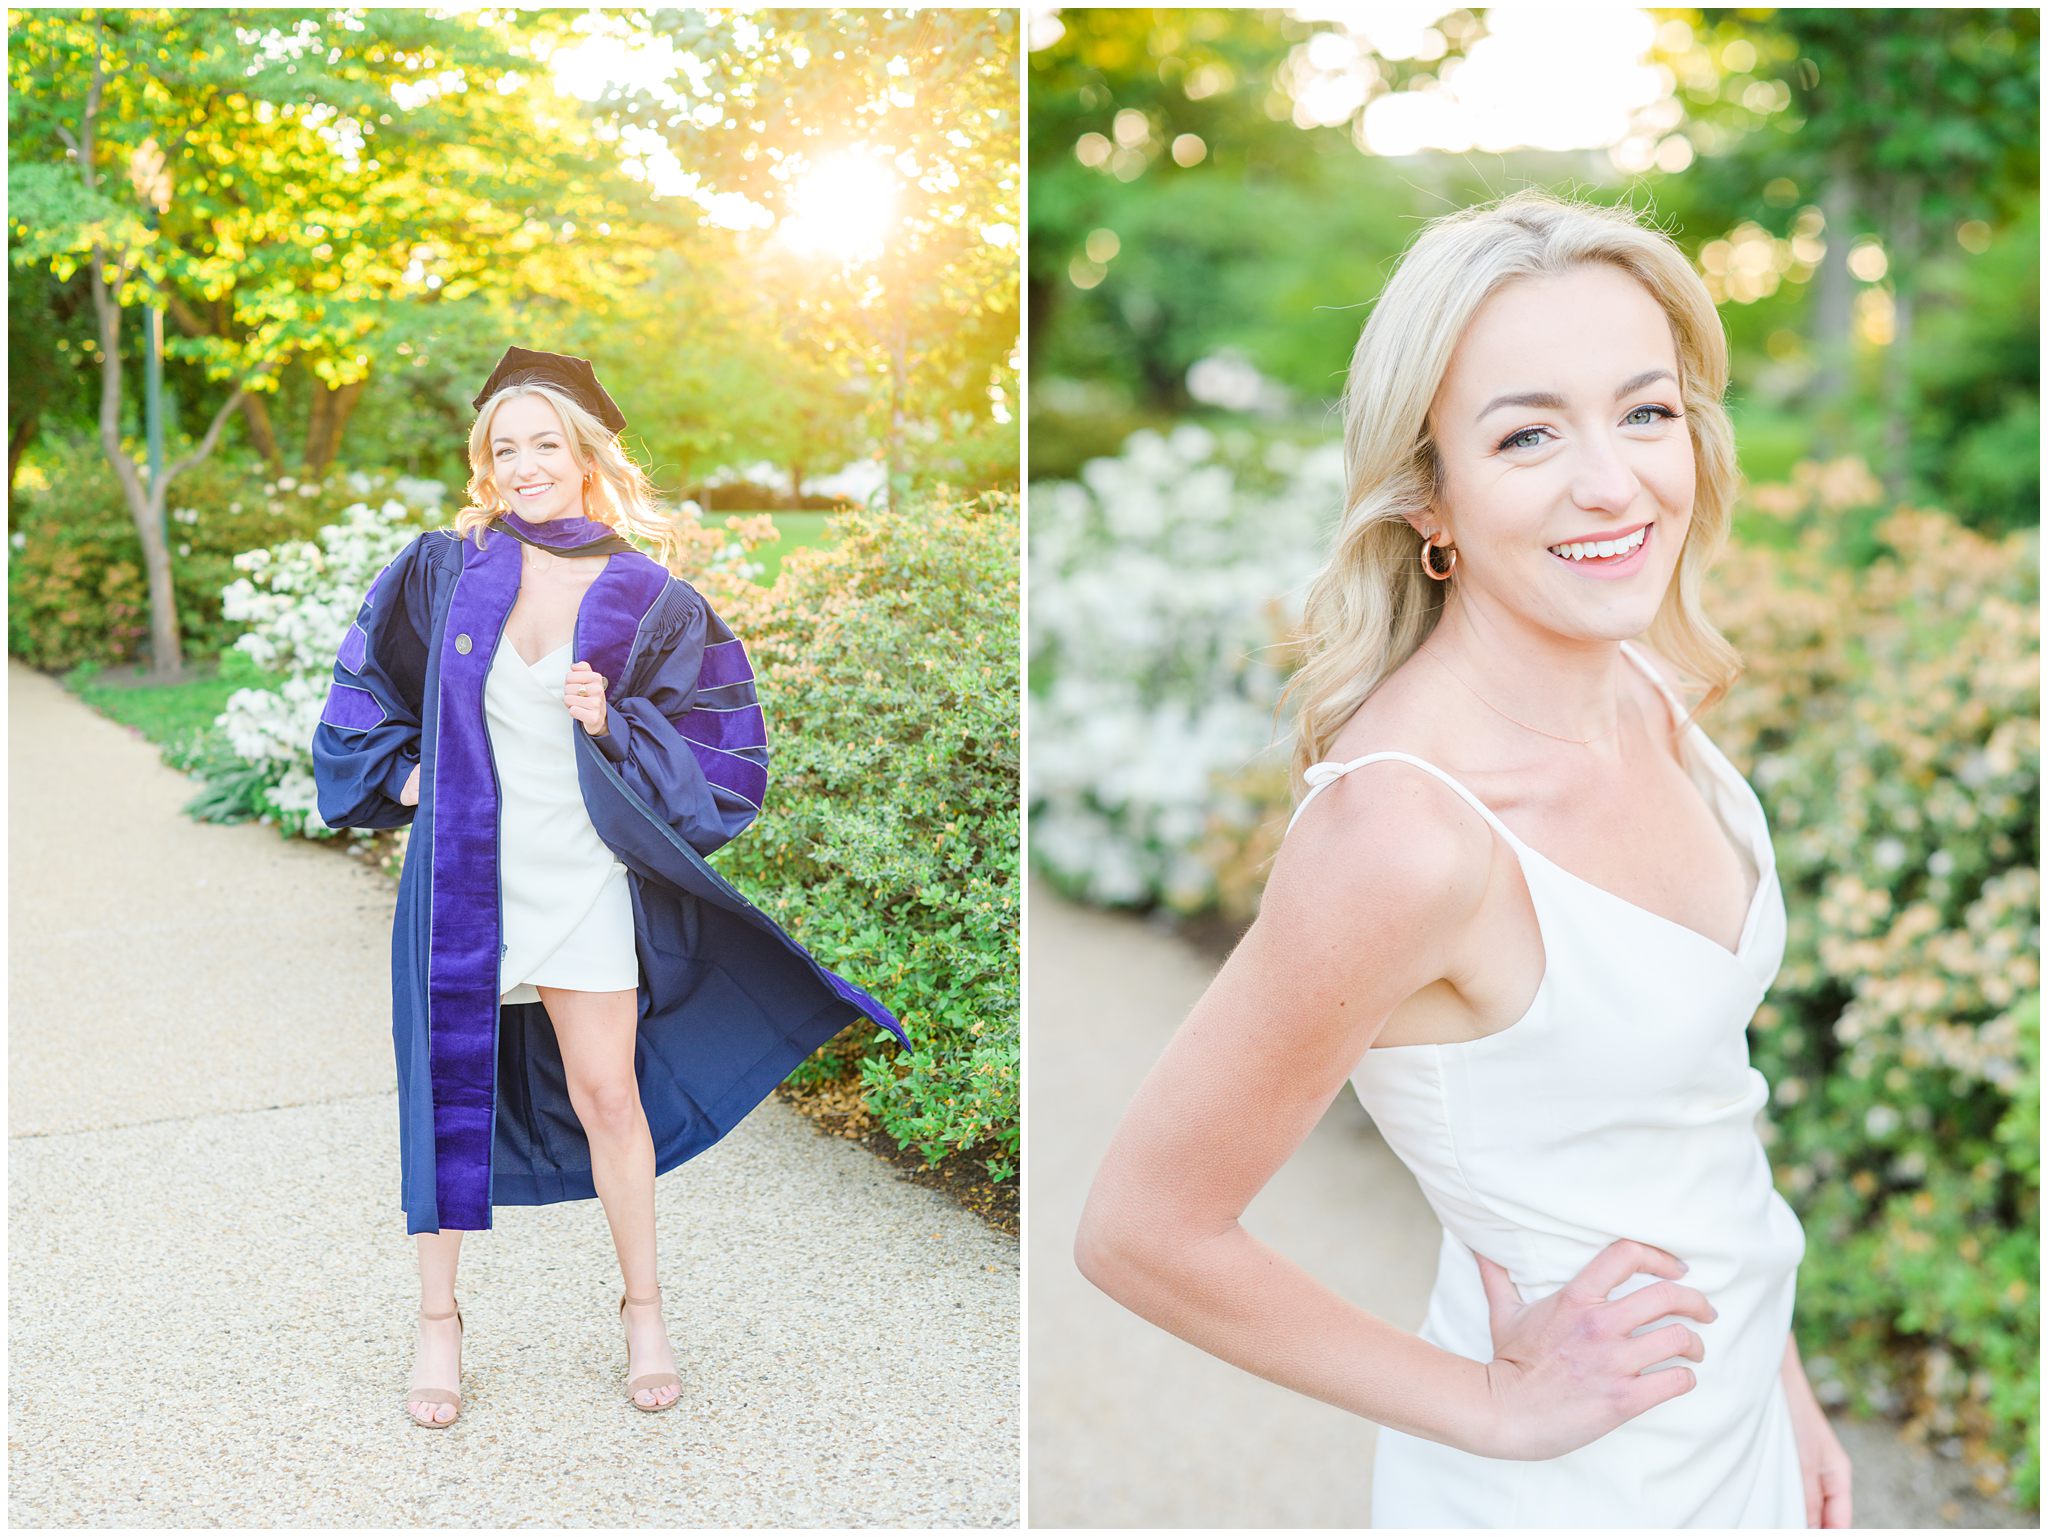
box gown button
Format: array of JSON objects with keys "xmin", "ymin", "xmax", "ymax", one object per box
[{"xmin": 454, "ymin": 632, "xmax": 472, "ymax": 654}]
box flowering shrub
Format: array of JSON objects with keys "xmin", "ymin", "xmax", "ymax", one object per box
[
  {"xmin": 1034, "ymin": 427, "xmax": 2039, "ymax": 1507},
  {"xmin": 715, "ymin": 496, "xmax": 1021, "ymax": 1179},
  {"xmin": 1028, "ymin": 424, "xmax": 1339, "ymax": 911},
  {"xmin": 1706, "ymin": 496, "xmax": 2039, "ymax": 1508},
  {"xmin": 206, "ymin": 488, "xmax": 447, "ymax": 837}
]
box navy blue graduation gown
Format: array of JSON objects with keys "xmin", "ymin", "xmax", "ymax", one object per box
[{"xmin": 309, "ymin": 527, "xmax": 907, "ymax": 1234}]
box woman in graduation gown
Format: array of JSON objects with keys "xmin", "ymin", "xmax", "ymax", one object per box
[{"xmin": 310, "ymin": 346, "xmax": 906, "ymax": 1427}]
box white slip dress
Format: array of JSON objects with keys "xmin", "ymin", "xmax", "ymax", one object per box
[
  {"xmin": 484, "ymin": 637, "xmax": 639, "ymax": 1006},
  {"xmin": 1286, "ymin": 641, "xmax": 1807, "ymax": 1529}
]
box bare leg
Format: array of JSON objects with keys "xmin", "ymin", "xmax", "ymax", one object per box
[
  {"xmin": 407, "ymin": 1229, "xmax": 464, "ymax": 1425},
  {"xmin": 541, "ymin": 984, "xmax": 680, "ymax": 1408}
]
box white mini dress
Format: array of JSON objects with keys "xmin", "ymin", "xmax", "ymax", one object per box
[
  {"xmin": 1286, "ymin": 641, "xmax": 1806, "ymax": 1528},
  {"xmin": 484, "ymin": 637, "xmax": 639, "ymax": 1005}
]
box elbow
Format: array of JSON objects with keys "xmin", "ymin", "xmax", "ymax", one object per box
[
  {"xmin": 682, "ymin": 809, "xmax": 755, "ymax": 860},
  {"xmin": 312, "ymin": 785, "xmax": 355, "ymax": 832},
  {"xmin": 683, "ymin": 826, "xmax": 736, "ymax": 860},
  {"xmin": 313, "ymin": 784, "xmax": 403, "ymax": 834},
  {"xmin": 1073, "ymin": 1187, "xmax": 1151, "ymax": 1306},
  {"xmin": 1072, "ymin": 1208, "xmax": 1115, "ymax": 1294},
  {"xmin": 1077, "ymin": 1174, "xmax": 1236, "ymax": 1323}
]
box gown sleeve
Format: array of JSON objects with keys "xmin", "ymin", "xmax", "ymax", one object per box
[
  {"xmin": 590, "ymin": 580, "xmax": 767, "ymax": 858},
  {"xmin": 309, "ymin": 532, "xmax": 434, "ymax": 831}
]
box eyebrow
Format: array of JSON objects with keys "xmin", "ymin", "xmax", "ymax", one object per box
[
  {"xmin": 1476, "ymin": 368, "xmax": 1677, "ymax": 423},
  {"xmin": 490, "ymin": 430, "xmax": 563, "ymax": 446}
]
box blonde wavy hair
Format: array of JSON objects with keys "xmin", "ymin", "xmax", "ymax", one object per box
[
  {"xmin": 1284, "ymin": 188, "xmax": 1743, "ymax": 791},
  {"xmin": 453, "ymin": 379, "xmax": 682, "ymax": 571}
]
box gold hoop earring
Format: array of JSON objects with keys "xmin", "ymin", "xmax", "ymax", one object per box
[{"xmin": 1422, "ymin": 534, "xmax": 1458, "ymax": 581}]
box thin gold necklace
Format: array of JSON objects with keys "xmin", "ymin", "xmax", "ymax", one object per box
[{"xmin": 1417, "ymin": 646, "xmax": 1619, "ymax": 746}]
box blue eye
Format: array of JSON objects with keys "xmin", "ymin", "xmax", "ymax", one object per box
[{"xmin": 1499, "ymin": 403, "xmax": 1671, "ymax": 450}]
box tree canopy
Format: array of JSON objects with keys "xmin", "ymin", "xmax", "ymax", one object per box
[{"xmin": 9, "ymin": 6, "xmax": 1019, "ymax": 496}]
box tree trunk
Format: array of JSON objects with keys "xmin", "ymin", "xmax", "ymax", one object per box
[
  {"xmin": 1881, "ymin": 180, "xmax": 1923, "ymax": 506},
  {"xmin": 239, "ymin": 391, "xmax": 284, "ymax": 471},
  {"xmin": 1025, "ymin": 271, "xmax": 1053, "ymax": 378},
  {"xmin": 789, "ymin": 460, "xmax": 803, "ymax": 507},
  {"xmin": 1810, "ymin": 158, "xmax": 1858, "ymax": 459},
  {"xmin": 302, "ymin": 375, "xmax": 366, "ymax": 477},
  {"xmin": 69, "ymin": 31, "xmax": 184, "ymax": 678},
  {"xmin": 9, "ymin": 407, "xmax": 38, "ymax": 497},
  {"xmin": 93, "ymin": 274, "xmax": 183, "ymax": 677}
]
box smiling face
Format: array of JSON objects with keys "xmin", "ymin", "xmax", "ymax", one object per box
[
  {"xmin": 488, "ymin": 391, "xmax": 589, "ymax": 521},
  {"xmin": 1424, "ymin": 262, "xmax": 1695, "ymax": 643}
]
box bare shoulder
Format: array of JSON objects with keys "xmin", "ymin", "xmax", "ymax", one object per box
[
  {"xmin": 1266, "ymin": 757, "xmax": 1493, "ymax": 938},
  {"xmin": 1153, "ymin": 757, "xmax": 1495, "ymax": 1081},
  {"xmin": 1272, "ymin": 657, "xmax": 1494, "ymax": 926},
  {"xmin": 1242, "ymin": 751, "xmax": 1496, "ymax": 1040}
]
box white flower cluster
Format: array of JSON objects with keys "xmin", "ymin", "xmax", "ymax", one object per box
[
  {"xmin": 1029, "ymin": 424, "xmax": 1344, "ymax": 910},
  {"xmin": 216, "ymin": 492, "xmax": 435, "ymax": 837},
  {"xmin": 800, "ymin": 459, "xmax": 888, "ymax": 506},
  {"xmin": 390, "ymin": 474, "xmax": 448, "ymax": 507}
]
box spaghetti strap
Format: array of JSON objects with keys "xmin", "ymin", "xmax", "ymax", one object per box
[
  {"xmin": 1289, "ymin": 750, "xmax": 1527, "ymax": 847},
  {"xmin": 1618, "ymin": 639, "xmax": 1686, "ymax": 730}
]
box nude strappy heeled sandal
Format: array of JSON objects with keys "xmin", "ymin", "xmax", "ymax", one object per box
[
  {"xmin": 619, "ymin": 1287, "xmax": 681, "ymax": 1412},
  {"xmin": 402, "ymin": 1303, "xmax": 463, "ymax": 1428}
]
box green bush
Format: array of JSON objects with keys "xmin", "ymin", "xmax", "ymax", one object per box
[
  {"xmin": 8, "ymin": 430, "xmax": 343, "ymax": 668},
  {"xmin": 716, "ymin": 494, "xmax": 1021, "ymax": 1180}
]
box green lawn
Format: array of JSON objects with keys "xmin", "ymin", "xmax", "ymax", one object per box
[{"xmin": 65, "ymin": 650, "xmax": 267, "ymax": 757}]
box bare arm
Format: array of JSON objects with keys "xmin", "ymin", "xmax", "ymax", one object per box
[
  {"xmin": 1782, "ymin": 1332, "xmax": 1855, "ymax": 1526},
  {"xmin": 1074, "ymin": 769, "xmax": 1505, "ymax": 1452},
  {"xmin": 1781, "ymin": 1333, "xmax": 1824, "ymax": 1416}
]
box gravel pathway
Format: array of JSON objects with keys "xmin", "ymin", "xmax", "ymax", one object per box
[
  {"xmin": 8, "ymin": 662, "xmax": 1018, "ymax": 1528},
  {"xmin": 1025, "ymin": 876, "xmax": 2027, "ymax": 1529}
]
